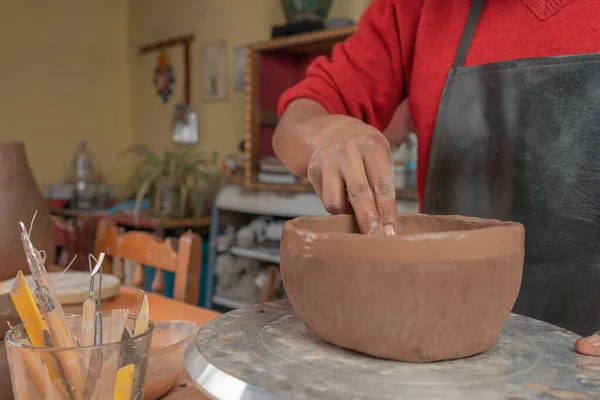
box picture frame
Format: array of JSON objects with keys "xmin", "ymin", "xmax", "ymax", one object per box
[{"xmin": 201, "ymin": 40, "xmax": 228, "ymax": 101}]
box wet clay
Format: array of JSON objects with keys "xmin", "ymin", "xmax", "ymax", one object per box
[{"xmin": 280, "ymin": 213, "xmax": 525, "ymax": 362}]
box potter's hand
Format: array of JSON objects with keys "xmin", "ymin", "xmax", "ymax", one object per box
[
  {"xmin": 575, "ymin": 333, "xmax": 600, "ymax": 356},
  {"xmin": 307, "ymin": 116, "xmax": 397, "ymax": 236}
]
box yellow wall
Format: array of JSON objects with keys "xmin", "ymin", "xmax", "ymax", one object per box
[
  {"xmin": 0, "ymin": 0, "xmax": 370, "ymax": 197},
  {"xmin": 129, "ymin": 0, "xmax": 371, "ymax": 161},
  {"xmin": 0, "ymin": 0, "xmax": 132, "ymax": 195}
]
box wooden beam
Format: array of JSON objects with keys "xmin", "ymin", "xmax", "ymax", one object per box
[{"xmin": 139, "ymin": 34, "xmax": 195, "ymax": 54}]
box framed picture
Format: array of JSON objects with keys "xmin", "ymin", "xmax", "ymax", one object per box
[
  {"xmin": 234, "ymin": 46, "xmax": 246, "ymax": 92},
  {"xmin": 202, "ymin": 40, "xmax": 227, "ymax": 101}
]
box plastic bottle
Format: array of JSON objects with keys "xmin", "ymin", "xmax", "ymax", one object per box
[
  {"xmin": 405, "ymin": 133, "xmax": 418, "ymax": 189},
  {"xmin": 71, "ymin": 141, "xmax": 98, "ymax": 209}
]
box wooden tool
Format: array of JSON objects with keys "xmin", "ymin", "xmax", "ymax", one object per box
[
  {"xmin": 96, "ymin": 361, "xmax": 117, "ymax": 400},
  {"xmin": 133, "ymin": 293, "xmax": 149, "ymax": 336},
  {"xmin": 113, "ymin": 364, "xmax": 135, "ymax": 400},
  {"xmin": 108, "ymin": 309, "xmax": 128, "ymax": 344},
  {"xmin": 9, "ymin": 270, "xmax": 46, "ymax": 346},
  {"xmin": 10, "ymin": 273, "xmax": 69, "ymax": 398}
]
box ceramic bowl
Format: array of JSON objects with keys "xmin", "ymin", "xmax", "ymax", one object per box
[
  {"xmin": 144, "ymin": 320, "xmax": 198, "ymax": 400},
  {"xmin": 280, "ymin": 213, "xmax": 525, "ymax": 362}
]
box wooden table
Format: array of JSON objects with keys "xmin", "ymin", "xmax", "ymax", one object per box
[{"xmin": 101, "ymin": 287, "xmax": 220, "ymax": 399}]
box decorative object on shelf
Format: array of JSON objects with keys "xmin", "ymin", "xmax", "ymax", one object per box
[
  {"xmin": 214, "ymin": 225, "xmax": 236, "ymax": 252},
  {"xmin": 235, "ymin": 226, "xmax": 255, "ymax": 249},
  {"xmin": 172, "ymin": 103, "xmax": 198, "ymax": 145},
  {"xmin": 274, "ymin": 0, "xmax": 333, "ymax": 37},
  {"xmin": 215, "ymin": 254, "xmax": 260, "ymax": 305},
  {"xmin": 202, "ymin": 40, "xmax": 227, "ymax": 102},
  {"xmin": 258, "ymin": 156, "xmax": 299, "ymax": 184},
  {"xmin": 280, "ymin": 0, "xmax": 333, "ymax": 23},
  {"xmin": 126, "ymin": 145, "xmax": 219, "ymax": 219},
  {"xmin": 153, "ymin": 50, "xmax": 176, "ymax": 103},
  {"xmin": 0, "ymin": 142, "xmax": 56, "ymax": 280},
  {"xmin": 233, "ymin": 46, "xmax": 246, "ymax": 92},
  {"xmin": 140, "ymin": 34, "xmax": 197, "ymax": 145}
]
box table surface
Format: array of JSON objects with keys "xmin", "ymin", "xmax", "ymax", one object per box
[
  {"xmin": 50, "ymin": 207, "xmax": 211, "ymax": 229},
  {"xmin": 102, "ymin": 287, "xmax": 220, "ymax": 399}
]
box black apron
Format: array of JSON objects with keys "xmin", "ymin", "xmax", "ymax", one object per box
[{"xmin": 422, "ymin": 0, "xmax": 600, "ymax": 336}]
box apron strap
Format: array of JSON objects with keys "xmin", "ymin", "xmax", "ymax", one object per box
[{"xmin": 453, "ymin": 0, "xmax": 485, "ymax": 68}]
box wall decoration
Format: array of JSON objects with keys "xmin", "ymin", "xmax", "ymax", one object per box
[
  {"xmin": 202, "ymin": 40, "xmax": 228, "ymax": 101},
  {"xmin": 234, "ymin": 46, "xmax": 246, "ymax": 92},
  {"xmin": 172, "ymin": 103, "xmax": 198, "ymax": 145},
  {"xmin": 153, "ymin": 50, "xmax": 176, "ymax": 103},
  {"xmin": 140, "ymin": 34, "xmax": 198, "ymax": 145}
]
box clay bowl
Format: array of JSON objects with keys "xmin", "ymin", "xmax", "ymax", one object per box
[
  {"xmin": 144, "ymin": 320, "xmax": 198, "ymax": 400},
  {"xmin": 280, "ymin": 213, "xmax": 525, "ymax": 363}
]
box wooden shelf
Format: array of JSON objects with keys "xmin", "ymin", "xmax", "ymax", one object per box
[
  {"xmin": 230, "ymin": 245, "xmax": 280, "ymax": 264},
  {"xmin": 50, "ymin": 208, "xmax": 211, "ymax": 229},
  {"xmin": 250, "ymin": 26, "xmax": 357, "ymax": 54}
]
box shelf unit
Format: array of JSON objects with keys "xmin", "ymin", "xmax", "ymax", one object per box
[{"xmin": 201, "ymin": 183, "xmax": 419, "ymax": 310}]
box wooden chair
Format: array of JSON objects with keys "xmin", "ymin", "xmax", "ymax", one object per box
[
  {"xmin": 94, "ymin": 218, "xmax": 202, "ymax": 305},
  {"xmin": 51, "ymin": 215, "xmax": 96, "ymax": 271}
]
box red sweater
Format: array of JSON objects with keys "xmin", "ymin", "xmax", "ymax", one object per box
[{"xmin": 278, "ymin": 0, "xmax": 600, "ymax": 203}]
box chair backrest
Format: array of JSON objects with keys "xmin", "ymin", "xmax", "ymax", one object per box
[
  {"xmin": 51, "ymin": 215, "xmax": 96, "ymax": 271},
  {"xmin": 94, "ymin": 218, "xmax": 202, "ymax": 305}
]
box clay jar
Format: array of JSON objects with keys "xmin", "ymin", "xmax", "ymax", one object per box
[
  {"xmin": 0, "ymin": 142, "xmax": 55, "ymax": 280},
  {"xmin": 280, "ymin": 213, "xmax": 525, "ymax": 362}
]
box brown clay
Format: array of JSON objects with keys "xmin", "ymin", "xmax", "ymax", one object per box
[
  {"xmin": 0, "ymin": 142, "xmax": 55, "ymax": 281},
  {"xmin": 280, "ymin": 213, "xmax": 525, "ymax": 362}
]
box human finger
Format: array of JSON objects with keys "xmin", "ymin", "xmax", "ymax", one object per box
[
  {"xmin": 362, "ymin": 144, "xmax": 397, "ymax": 236},
  {"xmin": 341, "ymin": 151, "xmax": 382, "ymax": 234}
]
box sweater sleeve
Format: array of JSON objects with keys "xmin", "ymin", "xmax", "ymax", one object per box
[{"xmin": 277, "ymin": 0, "xmax": 405, "ymax": 132}]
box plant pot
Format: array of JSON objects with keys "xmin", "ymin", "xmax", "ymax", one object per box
[
  {"xmin": 280, "ymin": 0, "xmax": 333, "ymax": 23},
  {"xmin": 0, "ymin": 142, "xmax": 55, "ymax": 280},
  {"xmin": 153, "ymin": 176, "xmax": 180, "ymax": 219},
  {"xmin": 280, "ymin": 213, "xmax": 525, "ymax": 362}
]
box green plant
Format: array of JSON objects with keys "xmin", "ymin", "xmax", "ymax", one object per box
[{"xmin": 126, "ymin": 145, "xmax": 219, "ymax": 219}]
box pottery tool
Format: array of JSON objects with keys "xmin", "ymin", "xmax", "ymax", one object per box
[
  {"xmin": 133, "ymin": 291, "xmax": 149, "ymax": 336},
  {"xmin": 113, "ymin": 364, "xmax": 135, "ymax": 400},
  {"xmin": 9, "ymin": 270, "xmax": 46, "ymax": 346},
  {"xmin": 96, "ymin": 361, "xmax": 118, "ymax": 400},
  {"xmin": 107, "ymin": 309, "xmax": 128, "ymax": 344},
  {"xmin": 9, "ymin": 272, "xmax": 69, "ymax": 398},
  {"xmin": 82, "ymin": 254, "xmax": 101, "ymax": 349},
  {"xmin": 88, "ymin": 253, "xmax": 105, "ymax": 347},
  {"xmin": 185, "ymin": 300, "xmax": 600, "ymax": 400}
]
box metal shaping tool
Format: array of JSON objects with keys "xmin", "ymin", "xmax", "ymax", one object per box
[{"xmin": 185, "ymin": 300, "xmax": 600, "ymax": 400}]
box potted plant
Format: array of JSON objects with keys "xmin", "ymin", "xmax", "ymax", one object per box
[{"xmin": 127, "ymin": 145, "xmax": 219, "ymax": 219}]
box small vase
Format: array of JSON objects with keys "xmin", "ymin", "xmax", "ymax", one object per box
[
  {"xmin": 0, "ymin": 143, "xmax": 55, "ymax": 280},
  {"xmin": 280, "ymin": 0, "xmax": 333, "ymax": 23}
]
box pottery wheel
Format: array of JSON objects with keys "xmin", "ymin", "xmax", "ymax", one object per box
[{"xmin": 185, "ymin": 300, "xmax": 600, "ymax": 400}]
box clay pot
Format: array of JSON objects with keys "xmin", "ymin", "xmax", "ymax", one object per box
[
  {"xmin": 280, "ymin": 213, "xmax": 525, "ymax": 362},
  {"xmin": 0, "ymin": 142, "xmax": 55, "ymax": 281}
]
